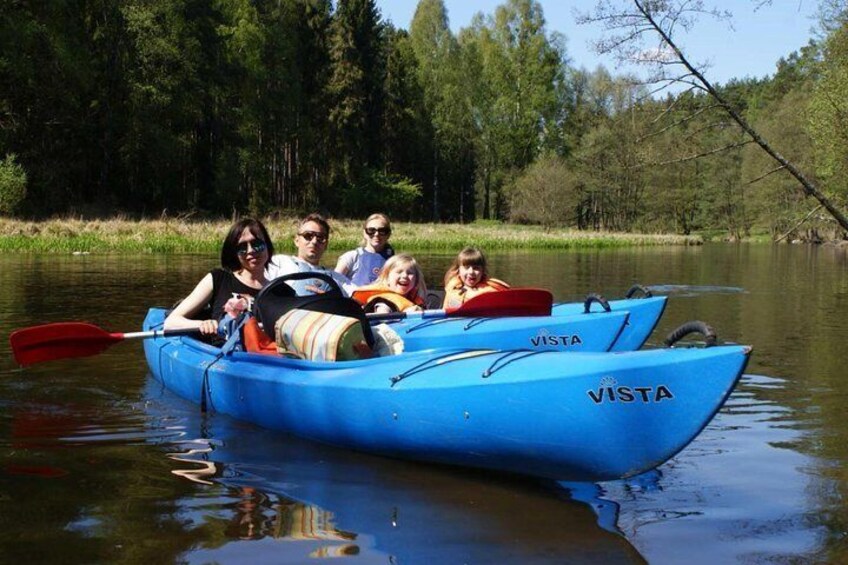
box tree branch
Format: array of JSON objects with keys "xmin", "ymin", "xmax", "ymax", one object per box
[
  {"xmin": 639, "ymin": 103, "xmax": 722, "ymax": 141},
  {"xmin": 636, "ymin": 140, "xmax": 753, "ymax": 168},
  {"xmin": 775, "ymin": 204, "xmax": 823, "ymax": 243},
  {"xmin": 744, "ymin": 164, "xmax": 786, "ymax": 186}
]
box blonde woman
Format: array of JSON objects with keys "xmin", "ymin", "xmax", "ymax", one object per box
[{"xmin": 335, "ymin": 213, "xmax": 395, "ymax": 286}]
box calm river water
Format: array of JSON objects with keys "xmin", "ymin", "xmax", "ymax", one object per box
[{"xmin": 1, "ymin": 243, "xmax": 846, "ymax": 563}]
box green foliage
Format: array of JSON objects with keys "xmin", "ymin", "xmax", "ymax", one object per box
[
  {"xmin": 809, "ymin": 21, "xmax": 848, "ymax": 214},
  {"xmin": 747, "ymin": 88, "xmax": 817, "ymax": 237},
  {"xmin": 0, "ymin": 155, "xmax": 27, "ymax": 215},
  {"xmin": 0, "ymin": 0, "xmax": 846, "ymax": 238},
  {"xmin": 338, "ymin": 168, "xmax": 421, "ymax": 219},
  {"xmin": 508, "ymin": 154, "xmax": 580, "ymax": 228},
  {"xmin": 327, "ymin": 0, "xmax": 385, "ymax": 195},
  {"xmin": 460, "ymin": 0, "xmax": 566, "ymax": 220},
  {"xmin": 409, "ymin": 0, "xmax": 475, "ymax": 221},
  {"xmin": 381, "ymin": 25, "xmax": 431, "ymax": 216}
]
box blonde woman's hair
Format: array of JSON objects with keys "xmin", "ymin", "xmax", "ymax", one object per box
[
  {"xmin": 376, "ymin": 253, "xmax": 427, "ymax": 301},
  {"xmin": 444, "ymin": 246, "xmax": 489, "ymax": 287}
]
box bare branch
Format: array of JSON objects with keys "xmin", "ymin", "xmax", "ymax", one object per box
[
  {"xmin": 775, "ymin": 204, "xmax": 823, "ymax": 243},
  {"xmin": 639, "ymin": 104, "xmax": 722, "ymax": 141},
  {"xmin": 744, "ymin": 164, "xmax": 786, "ymax": 186},
  {"xmin": 681, "ymin": 120, "xmax": 734, "ymax": 142},
  {"xmin": 635, "ymin": 140, "xmax": 754, "ymax": 168}
]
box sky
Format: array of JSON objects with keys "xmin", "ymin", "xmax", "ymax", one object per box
[{"xmin": 377, "ymin": 0, "xmax": 821, "ymax": 86}]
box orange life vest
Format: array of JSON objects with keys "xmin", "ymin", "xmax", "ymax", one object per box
[
  {"xmin": 242, "ymin": 317, "xmax": 278, "ymax": 355},
  {"xmin": 442, "ymin": 276, "xmax": 510, "ymax": 309},
  {"xmin": 351, "ymin": 286, "xmax": 425, "ymax": 313}
]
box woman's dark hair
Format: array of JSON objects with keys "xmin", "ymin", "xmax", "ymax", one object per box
[{"xmin": 220, "ymin": 218, "xmax": 275, "ymax": 272}]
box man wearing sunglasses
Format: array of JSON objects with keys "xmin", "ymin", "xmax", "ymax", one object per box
[{"xmin": 267, "ymin": 213, "xmax": 354, "ymax": 295}]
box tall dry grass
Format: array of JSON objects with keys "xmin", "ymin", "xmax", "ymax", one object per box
[{"xmin": 0, "ymin": 217, "xmax": 701, "ymax": 253}]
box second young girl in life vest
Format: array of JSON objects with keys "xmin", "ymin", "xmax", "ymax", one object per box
[
  {"xmin": 352, "ymin": 253, "xmax": 427, "ymax": 314},
  {"xmin": 443, "ymin": 247, "xmax": 510, "ymax": 309}
]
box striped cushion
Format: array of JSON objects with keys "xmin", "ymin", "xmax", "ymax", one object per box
[{"xmin": 274, "ymin": 309, "xmax": 370, "ymax": 362}]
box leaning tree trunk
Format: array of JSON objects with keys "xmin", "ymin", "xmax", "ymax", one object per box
[{"xmin": 634, "ymin": 0, "xmax": 848, "ymax": 233}]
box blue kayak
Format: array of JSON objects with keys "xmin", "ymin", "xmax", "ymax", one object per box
[
  {"xmin": 553, "ymin": 295, "xmax": 667, "ymax": 351},
  {"xmin": 389, "ymin": 310, "xmax": 631, "ymax": 353},
  {"xmin": 143, "ymin": 307, "xmax": 750, "ymax": 481},
  {"xmin": 390, "ymin": 295, "xmax": 667, "ymax": 353},
  {"xmin": 257, "ymin": 274, "xmax": 666, "ymax": 354}
]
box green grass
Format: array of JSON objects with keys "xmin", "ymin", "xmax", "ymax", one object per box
[{"xmin": 0, "ymin": 217, "xmax": 702, "ymax": 253}]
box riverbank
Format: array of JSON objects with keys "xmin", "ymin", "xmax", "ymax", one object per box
[{"xmin": 0, "ymin": 217, "xmax": 702, "ymax": 253}]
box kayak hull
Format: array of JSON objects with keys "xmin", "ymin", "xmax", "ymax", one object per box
[
  {"xmin": 552, "ymin": 296, "xmax": 668, "ymax": 351},
  {"xmin": 392, "ymin": 310, "xmax": 630, "ymax": 353},
  {"xmin": 143, "ymin": 307, "xmax": 749, "ymax": 481},
  {"xmin": 387, "ymin": 295, "xmax": 667, "ymax": 353}
]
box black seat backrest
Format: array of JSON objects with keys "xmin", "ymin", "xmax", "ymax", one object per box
[
  {"xmin": 254, "ymin": 272, "xmax": 374, "ymax": 348},
  {"xmin": 425, "ymin": 289, "xmax": 445, "ymax": 310}
]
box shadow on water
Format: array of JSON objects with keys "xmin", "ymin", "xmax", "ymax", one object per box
[{"xmin": 142, "ymin": 378, "xmax": 647, "ymax": 564}]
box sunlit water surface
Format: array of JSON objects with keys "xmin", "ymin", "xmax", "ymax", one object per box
[{"xmin": 1, "ymin": 244, "xmax": 846, "ymax": 563}]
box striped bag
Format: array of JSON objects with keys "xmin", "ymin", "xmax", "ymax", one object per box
[{"xmin": 274, "ymin": 309, "xmax": 371, "ymax": 361}]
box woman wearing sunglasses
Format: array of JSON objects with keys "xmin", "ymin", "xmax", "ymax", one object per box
[
  {"xmin": 266, "ymin": 213, "xmax": 354, "ymax": 295},
  {"xmin": 334, "ymin": 213, "xmax": 395, "ymax": 286},
  {"xmin": 164, "ymin": 218, "xmax": 275, "ymax": 335}
]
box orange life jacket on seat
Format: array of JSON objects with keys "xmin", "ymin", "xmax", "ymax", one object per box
[
  {"xmin": 351, "ymin": 286, "xmax": 425, "ymax": 313},
  {"xmin": 442, "ymin": 276, "xmax": 510, "ymax": 309},
  {"xmin": 243, "ymin": 317, "xmax": 278, "ymax": 355}
]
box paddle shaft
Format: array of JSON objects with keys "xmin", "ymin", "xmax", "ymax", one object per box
[
  {"xmin": 122, "ymin": 328, "xmax": 200, "ymax": 339},
  {"xmin": 367, "ymin": 309, "xmax": 446, "ymax": 322},
  {"xmin": 10, "ymin": 322, "xmax": 202, "ymax": 366}
]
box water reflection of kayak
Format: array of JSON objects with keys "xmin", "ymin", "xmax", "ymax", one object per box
[
  {"xmin": 145, "ymin": 379, "xmax": 647, "ymax": 563},
  {"xmin": 143, "ymin": 306, "xmax": 749, "ymax": 482}
]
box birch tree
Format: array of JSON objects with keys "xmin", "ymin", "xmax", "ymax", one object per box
[{"xmin": 578, "ymin": 0, "xmax": 848, "ymax": 234}]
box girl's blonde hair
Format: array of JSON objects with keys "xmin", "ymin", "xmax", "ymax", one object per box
[
  {"xmin": 444, "ymin": 246, "xmax": 489, "ymax": 287},
  {"xmin": 376, "ymin": 253, "xmax": 427, "ymax": 301}
]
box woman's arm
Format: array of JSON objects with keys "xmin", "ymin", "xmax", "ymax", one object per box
[
  {"xmin": 164, "ymin": 273, "xmax": 218, "ymax": 335},
  {"xmin": 334, "ymin": 249, "xmax": 355, "ymax": 276}
]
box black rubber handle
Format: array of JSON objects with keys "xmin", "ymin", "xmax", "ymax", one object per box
[
  {"xmin": 664, "ymin": 321, "xmax": 717, "ymax": 347},
  {"xmin": 583, "ymin": 293, "xmax": 611, "ymax": 313}
]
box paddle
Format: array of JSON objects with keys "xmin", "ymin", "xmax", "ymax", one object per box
[
  {"xmin": 9, "ymin": 322, "xmax": 199, "ymax": 367},
  {"xmin": 366, "ymin": 288, "xmax": 553, "ymax": 322},
  {"xmin": 11, "ymin": 288, "xmax": 554, "ymax": 366}
]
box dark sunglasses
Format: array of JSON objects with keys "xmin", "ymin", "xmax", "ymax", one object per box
[
  {"xmin": 365, "ymin": 227, "xmax": 391, "ymax": 236},
  {"xmin": 236, "ymin": 239, "xmax": 267, "ymax": 256},
  {"xmin": 298, "ymin": 231, "xmax": 328, "ymax": 244}
]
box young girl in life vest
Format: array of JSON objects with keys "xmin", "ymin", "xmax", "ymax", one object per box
[
  {"xmin": 352, "ymin": 253, "xmax": 427, "ymax": 314},
  {"xmin": 442, "ymin": 247, "xmax": 510, "ymax": 309}
]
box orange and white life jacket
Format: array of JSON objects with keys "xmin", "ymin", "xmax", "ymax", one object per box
[
  {"xmin": 442, "ymin": 276, "xmax": 510, "ymax": 309},
  {"xmin": 351, "ymin": 286, "xmax": 425, "ymax": 313}
]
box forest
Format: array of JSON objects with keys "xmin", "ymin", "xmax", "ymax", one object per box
[{"xmin": 1, "ymin": 0, "xmax": 847, "ymax": 241}]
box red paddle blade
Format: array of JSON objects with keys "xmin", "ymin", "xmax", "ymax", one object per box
[
  {"xmin": 448, "ymin": 288, "xmax": 553, "ymax": 317},
  {"xmin": 9, "ymin": 322, "xmax": 123, "ymax": 366}
]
